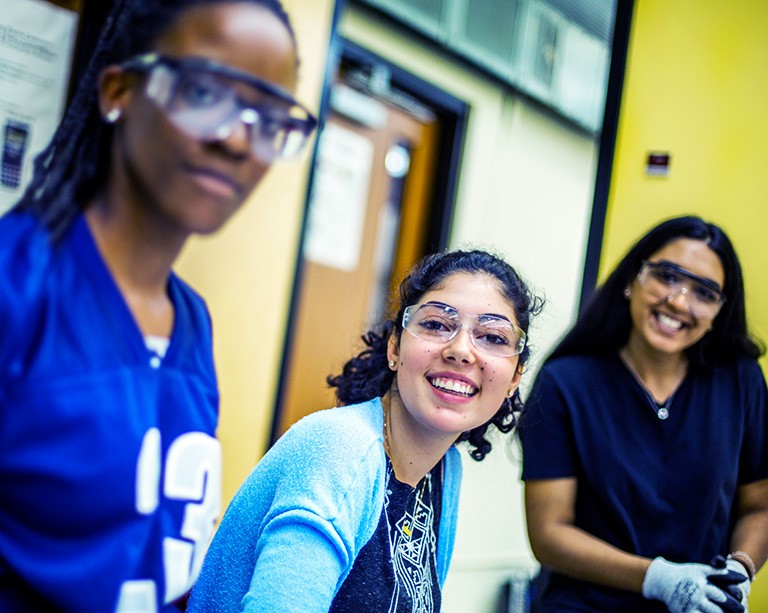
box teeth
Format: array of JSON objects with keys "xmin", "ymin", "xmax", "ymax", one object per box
[
  {"xmin": 430, "ymin": 377, "xmax": 476, "ymax": 396},
  {"xmin": 657, "ymin": 313, "xmax": 683, "ymax": 329}
]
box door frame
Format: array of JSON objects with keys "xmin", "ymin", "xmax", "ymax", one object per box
[{"xmin": 269, "ymin": 33, "xmax": 469, "ymax": 444}]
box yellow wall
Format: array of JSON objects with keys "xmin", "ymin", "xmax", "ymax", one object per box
[
  {"xmin": 603, "ymin": 0, "xmax": 768, "ymax": 605},
  {"xmin": 175, "ymin": 0, "xmax": 335, "ymax": 506}
]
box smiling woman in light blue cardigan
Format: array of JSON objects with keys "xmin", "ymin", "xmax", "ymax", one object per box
[
  {"xmin": 189, "ymin": 398, "xmax": 461, "ymax": 612},
  {"xmin": 188, "ymin": 249, "xmax": 542, "ymax": 612}
]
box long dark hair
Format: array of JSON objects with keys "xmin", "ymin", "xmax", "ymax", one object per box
[
  {"xmin": 13, "ymin": 0, "xmax": 295, "ymax": 241},
  {"xmin": 327, "ymin": 249, "xmax": 544, "ymax": 461},
  {"xmin": 550, "ymin": 215, "xmax": 763, "ymax": 368}
]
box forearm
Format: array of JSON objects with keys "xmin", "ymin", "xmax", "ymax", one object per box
[
  {"xmin": 245, "ymin": 518, "xmax": 347, "ymax": 612},
  {"xmin": 531, "ymin": 522, "xmax": 651, "ymax": 593},
  {"xmin": 729, "ymin": 507, "xmax": 768, "ymax": 576},
  {"xmin": 729, "ymin": 479, "xmax": 768, "ymax": 576}
]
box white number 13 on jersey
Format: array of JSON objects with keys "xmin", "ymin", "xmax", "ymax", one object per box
[{"xmin": 117, "ymin": 429, "xmax": 222, "ymax": 613}]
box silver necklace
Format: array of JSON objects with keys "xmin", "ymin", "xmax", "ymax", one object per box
[{"xmin": 619, "ymin": 350, "xmax": 686, "ymax": 420}]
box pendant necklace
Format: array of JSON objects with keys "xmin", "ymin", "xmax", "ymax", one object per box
[{"xmin": 619, "ymin": 349, "xmax": 686, "ymax": 421}]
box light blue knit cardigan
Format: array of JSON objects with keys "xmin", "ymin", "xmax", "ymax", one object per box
[{"xmin": 187, "ymin": 397, "xmax": 462, "ymax": 613}]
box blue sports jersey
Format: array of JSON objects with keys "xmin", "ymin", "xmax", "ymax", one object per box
[
  {"xmin": 519, "ymin": 353, "xmax": 768, "ymax": 611},
  {"xmin": 0, "ymin": 211, "xmax": 221, "ymax": 612}
]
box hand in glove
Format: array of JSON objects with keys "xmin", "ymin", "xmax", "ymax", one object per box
[
  {"xmin": 708, "ymin": 555, "xmax": 750, "ymax": 611},
  {"xmin": 642, "ymin": 556, "xmax": 744, "ymax": 613}
]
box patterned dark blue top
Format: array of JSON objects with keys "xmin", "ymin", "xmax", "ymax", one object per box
[{"xmin": 331, "ymin": 459, "xmax": 444, "ymax": 613}]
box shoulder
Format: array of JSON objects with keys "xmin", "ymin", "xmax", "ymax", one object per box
[
  {"xmin": 698, "ymin": 357, "xmax": 766, "ymax": 387},
  {"xmin": 545, "ymin": 353, "xmax": 612, "ymax": 373},
  {"xmin": 0, "ymin": 212, "xmax": 54, "ymax": 349},
  {"xmin": 704, "ymin": 358, "xmax": 768, "ymax": 403},
  {"xmin": 258, "ymin": 399, "xmax": 386, "ymax": 491},
  {"xmin": 735, "ymin": 357, "xmax": 766, "ymax": 382},
  {"xmin": 535, "ymin": 354, "xmax": 617, "ymax": 388},
  {"xmin": 168, "ymin": 273, "xmax": 213, "ymax": 336},
  {"xmin": 0, "ymin": 211, "xmax": 53, "ymax": 296},
  {"xmin": 231, "ymin": 400, "xmax": 388, "ymax": 540},
  {"xmin": 169, "ymin": 273, "xmax": 209, "ymax": 317},
  {"xmin": 284, "ymin": 399, "xmax": 384, "ymax": 450}
]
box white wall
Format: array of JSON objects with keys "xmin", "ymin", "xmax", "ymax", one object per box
[{"xmin": 341, "ymin": 8, "xmax": 600, "ymax": 612}]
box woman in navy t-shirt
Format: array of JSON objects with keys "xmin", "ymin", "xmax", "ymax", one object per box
[{"xmin": 520, "ymin": 216, "xmax": 768, "ymax": 612}]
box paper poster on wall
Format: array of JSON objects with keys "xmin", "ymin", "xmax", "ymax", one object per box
[
  {"xmin": 0, "ymin": 0, "xmax": 79, "ymax": 215},
  {"xmin": 303, "ymin": 122, "xmax": 374, "ymax": 271}
]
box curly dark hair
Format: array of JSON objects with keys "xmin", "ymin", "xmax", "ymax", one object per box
[
  {"xmin": 12, "ymin": 0, "xmax": 296, "ymax": 242},
  {"xmin": 327, "ymin": 249, "xmax": 544, "ymax": 461},
  {"xmin": 549, "ymin": 215, "xmax": 764, "ymax": 368}
]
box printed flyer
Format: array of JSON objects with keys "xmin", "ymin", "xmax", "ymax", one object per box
[{"xmin": 0, "ymin": 0, "xmax": 78, "ymax": 215}]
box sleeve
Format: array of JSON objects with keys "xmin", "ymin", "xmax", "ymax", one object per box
[
  {"xmin": 241, "ymin": 409, "xmax": 386, "ymax": 613},
  {"xmin": 738, "ymin": 360, "xmax": 768, "ymax": 484},
  {"xmin": 518, "ymin": 364, "xmax": 579, "ymax": 480}
]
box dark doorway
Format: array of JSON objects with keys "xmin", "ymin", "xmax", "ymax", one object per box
[{"xmin": 271, "ymin": 38, "xmax": 468, "ymax": 441}]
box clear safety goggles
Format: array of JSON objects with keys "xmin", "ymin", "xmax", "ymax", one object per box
[
  {"xmin": 402, "ymin": 303, "xmax": 526, "ymax": 358},
  {"xmin": 120, "ymin": 53, "xmax": 317, "ymax": 162},
  {"xmin": 637, "ymin": 260, "xmax": 725, "ymax": 320}
]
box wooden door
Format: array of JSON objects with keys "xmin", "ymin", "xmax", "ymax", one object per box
[{"xmin": 273, "ymin": 83, "xmax": 439, "ymax": 437}]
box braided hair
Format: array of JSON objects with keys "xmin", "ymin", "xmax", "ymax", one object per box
[
  {"xmin": 327, "ymin": 249, "xmax": 544, "ymax": 461},
  {"xmin": 13, "ymin": 0, "xmax": 296, "ymax": 242}
]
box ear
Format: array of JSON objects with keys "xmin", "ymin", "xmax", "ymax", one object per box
[
  {"xmin": 97, "ymin": 65, "xmax": 135, "ymax": 120},
  {"xmin": 507, "ymin": 361, "xmax": 524, "ymax": 396},
  {"xmin": 387, "ymin": 333, "xmax": 400, "ymax": 369}
]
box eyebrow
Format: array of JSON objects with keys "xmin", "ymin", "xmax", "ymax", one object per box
[{"xmin": 422, "ymin": 300, "xmax": 512, "ymax": 322}]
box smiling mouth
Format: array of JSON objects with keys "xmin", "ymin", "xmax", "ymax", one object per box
[
  {"xmin": 654, "ymin": 311, "xmax": 686, "ymax": 331},
  {"xmin": 428, "ymin": 376, "xmax": 478, "ymax": 397}
]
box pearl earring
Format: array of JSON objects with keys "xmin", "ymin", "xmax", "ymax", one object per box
[
  {"xmin": 388, "ymin": 360, "xmax": 396, "ymax": 368},
  {"xmin": 506, "ymin": 389, "xmax": 514, "ymax": 398},
  {"xmin": 623, "ymin": 288, "xmax": 631, "ymax": 299},
  {"xmin": 105, "ymin": 108, "xmax": 122, "ymax": 124}
]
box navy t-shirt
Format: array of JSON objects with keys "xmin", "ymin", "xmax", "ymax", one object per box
[
  {"xmin": 330, "ymin": 459, "xmax": 443, "ymax": 612},
  {"xmin": 519, "ymin": 353, "xmax": 768, "ymax": 611}
]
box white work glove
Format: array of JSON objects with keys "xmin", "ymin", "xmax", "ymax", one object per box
[
  {"xmin": 724, "ymin": 559, "xmax": 750, "ymax": 611},
  {"xmin": 642, "ymin": 557, "xmax": 743, "ymax": 613}
]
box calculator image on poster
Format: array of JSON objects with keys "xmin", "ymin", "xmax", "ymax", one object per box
[{"xmin": 2, "ymin": 120, "xmax": 31, "ymax": 189}]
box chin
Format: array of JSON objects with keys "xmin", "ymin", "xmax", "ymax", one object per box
[{"xmin": 188, "ymin": 210, "xmax": 240, "ymax": 235}]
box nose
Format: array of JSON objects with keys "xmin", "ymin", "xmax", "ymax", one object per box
[
  {"xmin": 442, "ymin": 326, "xmax": 476, "ymax": 364},
  {"xmin": 665, "ymin": 286, "xmax": 691, "ymax": 311},
  {"xmin": 213, "ymin": 108, "xmax": 257, "ymax": 154}
]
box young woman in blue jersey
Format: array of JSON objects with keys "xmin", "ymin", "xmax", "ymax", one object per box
[
  {"xmin": 0, "ymin": 1, "xmax": 316, "ymax": 611},
  {"xmin": 187, "ymin": 249, "xmax": 542, "ymax": 613},
  {"xmin": 519, "ymin": 216, "xmax": 768, "ymax": 612}
]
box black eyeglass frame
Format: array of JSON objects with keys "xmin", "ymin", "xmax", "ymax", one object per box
[{"xmin": 119, "ymin": 52, "xmax": 318, "ymax": 136}]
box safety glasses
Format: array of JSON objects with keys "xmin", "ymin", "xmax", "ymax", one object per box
[
  {"xmin": 402, "ymin": 303, "xmax": 526, "ymax": 358},
  {"xmin": 120, "ymin": 53, "xmax": 317, "ymax": 162},
  {"xmin": 636, "ymin": 260, "xmax": 725, "ymax": 320}
]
